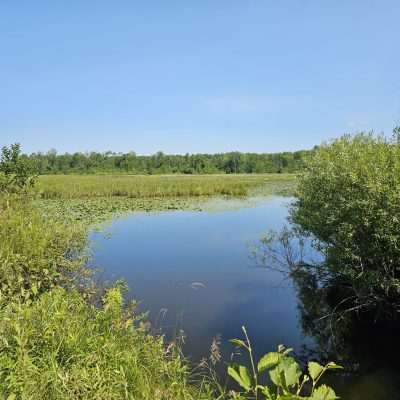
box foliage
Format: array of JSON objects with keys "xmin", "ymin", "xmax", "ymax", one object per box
[
  {"xmin": 36, "ymin": 197, "xmax": 203, "ymax": 225},
  {"xmin": 227, "ymin": 327, "xmax": 342, "ymax": 400},
  {"xmin": 36, "ymin": 173, "xmax": 295, "ymax": 200},
  {"xmin": 0, "ymin": 144, "xmax": 341, "ymax": 399},
  {"xmin": 0, "ymin": 143, "xmax": 37, "ymax": 193},
  {"xmin": 26, "ymin": 149, "xmax": 311, "ymax": 175},
  {"xmin": 291, "ymin": 132, "xmax": 400, "ymax": 315},
  {"xmin": 0, "ymin": 194, "xmax": 213, "ymax": 399},
  {"xmin": 0, "ymin": 196, "xmax": 88, "ymax": 303},
  {"xmin": 0, "ymin": 287, "xmax": 210, "ymax": 400}
]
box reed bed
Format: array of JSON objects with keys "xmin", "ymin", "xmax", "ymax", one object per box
[{"xmin": 36, "ymin": 173, "xmax": 295, "ymax": 199}]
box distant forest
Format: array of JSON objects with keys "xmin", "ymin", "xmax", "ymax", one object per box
[{"xmin": 24, "ymin": 149, "xmax": 313, "ymax": 174}]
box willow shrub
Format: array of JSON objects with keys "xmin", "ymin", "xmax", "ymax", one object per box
[
  {"xmin": 0, "ymin": 287, "xmax": 207, "ymax": 400},
  {"xmin": 291, "ymin": 132, "xmax": 400, "ymax": 314}
]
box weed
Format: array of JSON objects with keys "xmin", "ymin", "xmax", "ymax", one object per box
[{"xmin": 227, "ymin": 327, "xmax": 342, "ymax": 400}]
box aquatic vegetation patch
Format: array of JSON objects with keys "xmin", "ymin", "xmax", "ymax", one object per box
[
  {"xmin": 35, "ymin": 174, "xmax": 296, "ymax": 225},
  {"xmin": 36, "ymin": 173, "xmax": 295, "ymax": 200},
  {"xmin": 35, "ymin": 197, "xmax": 204, "ymax": 225}
]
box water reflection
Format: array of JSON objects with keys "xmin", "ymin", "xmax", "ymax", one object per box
[
  {"xmin": 89, "ymin": 196, "xmax": 400, "ymax": 399},
  {"xmin": 253, "ymin": 223, "xmax": 400, "ymax": 398}
]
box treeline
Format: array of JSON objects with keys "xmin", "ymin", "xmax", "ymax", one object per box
[{"xmin": 23, "ymin": 149, "xmax": 312, "ymax": 175}]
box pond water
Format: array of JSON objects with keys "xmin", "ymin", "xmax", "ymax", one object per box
[{"xmin": 89, "ymin": 196, "xmax": 400, "ymax": 400}]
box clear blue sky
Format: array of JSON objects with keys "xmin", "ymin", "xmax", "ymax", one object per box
[{"xmin": 1, "ymin": 1, "xmax": 399, "ymax": 154}]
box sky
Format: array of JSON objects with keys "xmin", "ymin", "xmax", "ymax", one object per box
[{"xmin": 1, "ymin": 1, "xmax": 399, "ymax": 155}]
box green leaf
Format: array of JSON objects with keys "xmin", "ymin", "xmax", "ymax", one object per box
[
  {"xmin": 325, "ymin": 362, "xmax": 343, "ymax": 370},
  {"xmin": 31, "ymin": 283, "xmax": 38, "ymax": 295},
  {"xmin": 269, "ymin": 356, "xmax": 301, "ymax": 391},
  {"xmin": 258, "ymin": 352, "xmax": 280, "ymax": 373},
  {"xmin": 257, "ymin": 385, "xmax": 274, "ymax": 400},
  {"xmin": 269, "ymin": 367, "xmax": 284, "ymax": 387},
  {"xmin": 230, "ymin": 339, "xmax": 247, "ymax": 349},
  {"xmin": 239, "ymin": 365, "xmax": 252, "ymax": 391},
  {"xmin": 280, "ymin": 357, "xmax": 302, "ymax": 387},
  {"xmin": 310, "ymin": 385, "xmax": 339, "ymax": 400},
  {"xmin": 228, "ymin": 366, "xmax": 244, "ymax": 388},
  {"xmin": 308, "ymin": 361, "xmax": 324, "ymax": 381},
  {"xmin": 228, "ymin": 365, "xmax": 252, "ymax": 391}
]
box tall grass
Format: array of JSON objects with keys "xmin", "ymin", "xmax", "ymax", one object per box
[
  {"xmin": 0, "ymin": 195, "xmax": 214, "ymax": 399},
  {"xmin": 0, "ymin": 287, "xmax": 212, "ymax": 400},
  {"xmin": 0, "ymin": 195, "xmax": 87, "ymax": 302},
  {"xmin": 36, "ymin": 174, "xmax": 295, "ymax": 199}
]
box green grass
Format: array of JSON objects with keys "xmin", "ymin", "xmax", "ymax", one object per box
[
  {"xmin": 0, "ymin": 174, "xmax": 297, "ymax": 399},
  {"xmin": 34, "ymin": 174, "xmax": 296, "ymax": 224},
  {"xmin": 0, "ymin": 195, "xmax": 215, "ymax": 399},
  {"xmin": 0, "ymin": 286, "xmax": 213, "ymax": 400},
  {"xmin": 36, "ymin": 173, "xmax": 295, "ymax": 199},
  {"xmin": 0, "ymin": 195, "xmax": 88, "ymax": 302}
]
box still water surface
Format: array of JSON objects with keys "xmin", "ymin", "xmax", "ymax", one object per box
[{"xmin": 89, "ymin": 196, "xmax": 400, "ymax": 400}]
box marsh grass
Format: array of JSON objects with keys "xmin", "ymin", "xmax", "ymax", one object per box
[
  {"xmin": 0, "ymin": 194, "xmax": 88, "ymax": 303},
  {"xmin": 0, "ymin": 194, "xmax": 216, "ymax": 399},
  {"xmin": 36, "ymin": 174, "xmax": 295, "ymax": 199},
  {"xmin": 0, "ymin": 146, "xmax": 338, "ymax": 399},
  {"xmin": 0, "ymin": 286, "xmax": 215, "ymax": 400},
  {"xmin": 34, "ymin": 174, "xmax": 295, "ymax": 225},
  {"xmin": 0, "ymin": 167, "xmax": 308, "ymax": 400}
]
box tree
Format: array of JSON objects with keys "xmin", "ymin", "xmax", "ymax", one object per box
[
  {"xmin": 291, "ymin": 132, "xmax": 400, "ymax": 316},
  {"xmin": 0, "ymin": 143, "xmax": 37, "ymax": 193}
]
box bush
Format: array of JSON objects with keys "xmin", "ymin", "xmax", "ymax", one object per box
[
  {"xmin": 0, "ymin": 197, "xmax": 87, "ymax": 303},
  {"xmin": 0, "ymin": 287, "xmax": 205, "ymax": 400},
  {"xmin": 291, "ymin": 132, "xmax": 400, "ymax": 314},
  {"xmin": 0, "ymin": 193, "xmax": 212, "ymax": 399},
  {"xmin": 0, "ymin": 143, "xmax": 37, "ymax": 193}
]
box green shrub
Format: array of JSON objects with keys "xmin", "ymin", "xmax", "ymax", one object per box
[
  {"xmin": 0, "ymin": 197, "xmax": 87, "ymax": 303},
  {"xmin": 291, "ymin": 132, "xmax": 400, "ymax": 314},
  {"xmin": 0, "ymin": 143, "xmax": 37, "ymax": 193},
  {"xmin": 0, "ymin": 287, "xmax": 207, "ymax": 400}
]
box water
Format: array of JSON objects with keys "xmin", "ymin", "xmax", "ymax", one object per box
[{"xmin": 89, "ymin": 196, "xmax": 400, "ymax": 399}]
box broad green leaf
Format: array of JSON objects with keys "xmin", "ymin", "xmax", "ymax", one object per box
[
  {"xmin": 308, "ymin": 361, "xmax": 324, "ymax": 381},
  {"xmin": 269, "ymin": 367, "xmax": 284, "ymax": 387},
  {"xmin": 310, "ymin": 385, "xmax": 339, "ymax": 400},
  {"xmin": 258, "ymin": 352, "xmax": 280, "ymax": 372},
  {"xmin": 228, "ymin": 365, "xmax": 252, "ymax": 391},
  {"xmin": 280, "ymin": 357, "xmax": 302, "ymax": 387}
]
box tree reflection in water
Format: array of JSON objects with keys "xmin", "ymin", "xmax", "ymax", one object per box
[{"xmin": 252, "ymin": 226, "xmax": 400, "ymax": 386}]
